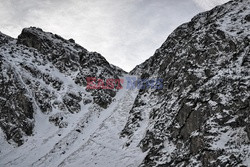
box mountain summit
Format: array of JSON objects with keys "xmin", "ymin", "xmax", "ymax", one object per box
[{"xmin": 0, "ymin": 27, "xmax": 125, "ymax": 146}]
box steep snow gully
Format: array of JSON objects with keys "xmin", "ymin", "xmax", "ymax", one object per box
[{"xmin": 0, "ymin": 75, "xmax": 146, "ymax": 167}]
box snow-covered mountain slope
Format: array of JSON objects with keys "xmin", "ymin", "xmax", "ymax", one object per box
[
  {"xmin": 0, "ymin": 27, "xmax": 126, "ymax": 147},
  {"xmin": 0, "ymin": 0, "xmax": 250, "ymax": 167},
  {"xmin": 125, "ymin": 0, "xmax": 250, "ymax": 166},
  {"xmin": 0, "ymin": 76, "xmax": 142, "ymax": 167}
]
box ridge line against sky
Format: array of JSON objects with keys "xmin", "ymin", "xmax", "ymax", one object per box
[{"xmin": 0, "ymin": 0, "xmax": 229, "ymax": 71}]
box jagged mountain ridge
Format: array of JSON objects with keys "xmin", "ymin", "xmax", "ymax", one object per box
[
  {"xmin": 0, "ymin": 0, "xmax": 250, "ymax": 166},
  {"xmin": 0, "ymin": 27, "xmax": 126, "ymax": 146},
  {"xmin": 123, "ymin": 0, "xmax": 250, "ymax": 166}
]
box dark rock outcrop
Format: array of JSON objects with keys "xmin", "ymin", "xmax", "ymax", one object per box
[
  {"xmin": 0, "ymin": 28, "xmax": 126, "ymax": 145},
  {"xmin": 123, "ymin": 0, "xmax": 250, "ymax": 166},
  {"xmin": 0, "ymin": 53, "xmax": 34, "ymax": 145}
]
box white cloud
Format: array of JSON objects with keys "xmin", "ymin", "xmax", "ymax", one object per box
[
  {"xmin": 0, "ymin": 0, "xmax": 229, "ymax": 72},
  {"xmin": 192, "ymin": 0, "xmax": 230, "ymax": 10}
]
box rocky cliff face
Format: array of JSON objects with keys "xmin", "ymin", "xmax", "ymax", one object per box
[
  {"xmin": 123, "ymin": 0, "xmax": 250, "ymax": 166},
  {"xmin": 0, "ymin": 28, "xmax": 125, "ymax": 146}
]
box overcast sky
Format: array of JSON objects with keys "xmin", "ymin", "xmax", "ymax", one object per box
[{"xmin": 0, "ymin": 0, "xmax": 229, "ymax": 72}]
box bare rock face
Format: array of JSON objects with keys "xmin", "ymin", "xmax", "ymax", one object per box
[
  {"xmin": 0, "ymin": 28, "xmax": 126, "ymax": 145},
  {"xmin": 0, "ymin": 32, "xmax": 13, "ymax": 46},
  {"xmin": 123, "ymin": 0, "xmax": 250, "ymax": 166},
  {"xmin": 0, "ymin": 56, "xmax": 34, "ymax": 145}
]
